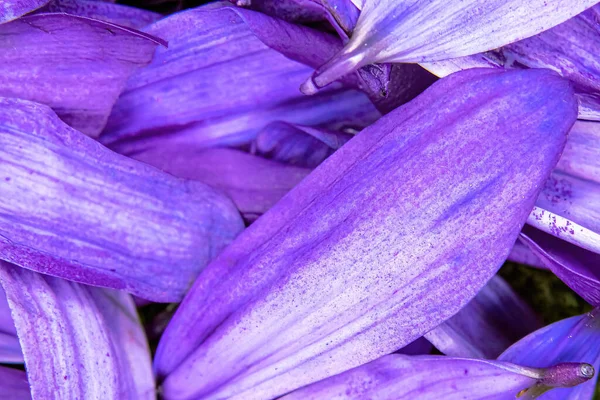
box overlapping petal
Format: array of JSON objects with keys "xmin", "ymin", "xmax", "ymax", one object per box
[
  {"xmin": 0, "ymin": 286, "xmax": 22, "ymax": 363},
  {"xmin": 0, "ymin": 97, "xmax": 243, "ymax": 302},
  {"xmin": 0, "ymin": 261, "xmax": 154, "ymax": 399},
  {"xmin": 0, "ymin": 366, "xmax": 31, "ymax": 400},
  {"xmin": 425, "ymin": 276, "xmax": 540, "ymax": 359},
  {"xmin": 0, "ymin": 13, "xmax": 163, "ymax": 137},
  {"xmin": 154, "ymin": 69, "xmax": 576, "ymax": 400},
  {"xmin": 0, "ymin": 0, "xmax": 49, "ymax": 24}
]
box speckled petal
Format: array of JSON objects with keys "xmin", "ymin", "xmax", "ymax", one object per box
[
  {"xmin": 303, "ymin": 0, "xmax": 600, "ymax": 92},
  {"xmin": 499, "ymin": 308, "xmax": 600, "ymax": 399},
  {"xmin": 0, "ymin": 262, "xmax": 154, "ymax": 400},
  {"xmin": 0, "ymin": 0, "xmax": 49, "ymax": 24},
  {"xmin": 154, "ymin": 68, "xmax": 576, "ymax": 400},
  {"xmin": 0, "ymin": 97, "xmax": 243, "ymax": 302},
  {"xmin": 425, "ymin": 276, "xmax": 540, "ymax": 359},
  {"xmin": 133, "ymin": 147, "xmax": 310, "ymax": 221},
  {"xmin": 101, "ymin": 3, "xmax": 379, "ymax": 155},
  {"xmin": 281, "ymin": 354, "xmax": 592, "ymax": 400},
  {"xmin": 0, "ymin": 13, "xmax": 162, "ymax": 137},
  {"xmin": 0, "ymin": 286, "xmax": 22, "ymax": 363},
  {"xmin": 0, "ymin": 366, "xmax": 31, "ymax": 400}
]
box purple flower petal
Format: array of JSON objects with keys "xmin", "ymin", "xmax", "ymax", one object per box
[
  {"xmin": 0, "ymin": 366, "xmax": 31, "ymax": 400},
  {"xmin": 302, "ymin": 0, "xmax": 599, "ymax": 92},
  {"xmin": 101, "ymin": 3, "xmax": 379, "ymax": 155},
  {"xmin": 0, "ymin": 286, "xmax": 22, "ymax": 364},
  {"xmin": 281, "ymin": 354, "xmax": 592, "ymax": 400},
  {"xmin": 499, "ymin": 308, "xmax": 600, "ymax": 399},
  {"xmin": 0, "ymin": 0, "xmax": 49, "ymax": 24},
  {"xmin": 133, "ymin": 147, "xmax": 310, "ymax": 221},
  {"xmin": 507, "ymin": 239, "xmax": 546, "ymax": 269},
  {"xmin": 396, "ymin": 337, "xmax": 432, "ymax": 356},
  {"xmin": 0, "ymin": 97, "xmax": 243, "ymax": 302},
  {"xmin": 425, "ymin": 276, "xmax": 541, "ymax": 359},
  {"xmin": 556, "ymin": 120, "xmax": 600, "ymax": 183},
  {"xmin": 0, "ymin": 261, "xmax": 154, "ymax": 399},
  {"xmin": 37, "ymin": 0, "xmax": 161, "ymax": 29},
  {"xmin": 0, "ymin": 13, "xmax": 163, "ymax": 137},
  {"xmin": 154, "ymin": 68, "xmax": 576, "ymax": 400}
]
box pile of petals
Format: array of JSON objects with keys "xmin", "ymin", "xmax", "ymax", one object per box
[{"xmin": 2, "ymin": 0, "xmax": 600, "ymax": 399}]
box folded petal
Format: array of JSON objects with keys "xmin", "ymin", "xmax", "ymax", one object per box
[
  {"xmin": 101, "ymin": 3, "xmax": 379, "ymax": 155},
  {"xmin": 0, "ymin": 0, "xmax": 49, "ymax": 24},
  {"xmin": 0, "ymin": 286, "xmax": 22, "ymax": 364},
  {"xmin": 424, "ymin": 276, "xmax": 540, "ymax": 359},
  {"xmin": 133, "ymin": 147, "xmax": 310, "ymax": 220},
  {"xmin": 0, "ymin": 366, "xmax": 31, "ymax": 400},
  {"xmin": 0, "ymin": 13, "xmax": 163, "ymax": 137},
  {"xmin": 282, "ymin": 354, "xmax": 592, "ymax": 400},
  {"xmin": 303, "ymin": 0, "xmax": 599, "ymax": 92},
  {"xmin": 38, "ymin": 0, "xmax": 161, "ymax": 29},
  {"xmin": 499, "ymin": 307, "xmax": 600, "ymax": 399},
  {"xmin": 0, "ymin": 262, "xmax": 155, "ymax": 399},
  {"xmin": 154, "ymin": 69, "xmax": 576, "ymax": 400},
  {"xmin": 0, "ymin": 97, "xmax": 243, "ymax": 302}
]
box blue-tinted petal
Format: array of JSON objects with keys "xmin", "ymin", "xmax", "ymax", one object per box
[{"xmin": 0, "ymin": 366, "xmax": 31, "ymax": 400}]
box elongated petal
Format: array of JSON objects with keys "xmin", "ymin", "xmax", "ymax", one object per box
[
  {"xmin": 133, "ymin": 147, "xmax": 310, "ymax": 220},
  {"xmin": 302, "ymin": 0, "xmax": 600, "ymax": 92},
  {"xmin": 556, "ymin": 120, "xmax": 600, "ymax": 183},
  {"xmin": 499, "ymin": 308, "xmax": 600, "ymax": 399},
  {"xmin": 0, "ymin": 13, "xmax": 162, "ymax": 137},
  {"xmin": 0, "ymin": 97, "xmax": 243, "ymax": 302},
  {"xmin": 38, "ymin": 0, "xmax": 161, "ymax": 28},
  {"xmin": 519, "ymin": 227, "xmax": 600, "ymax": 306},
  {"xmin": 0, "ymin": 286, "xmax": 22, "ymax": 363},
  {"xmin": 0, "ymin": 366, "xmax": 31, "ymax": 400},
  {"xmin": 425, "ymin": 276, "xmax": 540, "ymax": 359},
  {"xmin": 507, "ymin": 239, "xmax": 546, "ymax": 269},
  {"xmin": 0, "ymin": 262, "xmax": 154, "ymax": 399},
  {"xmin": 282, "ymin": 354, "xmax": 592, "ymax": 400},
  {"xmin": 101, "ymin": 4, "xmax": 378, "ymax": 155},
  {"xmin": 0, "ymin": 0, "xmax": 48, "ymax": 24},
  {"xmin": 155, "ymin": 69, "xmax": 576, "ymax": 400}
]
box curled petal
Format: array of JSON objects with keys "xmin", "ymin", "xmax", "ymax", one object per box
[
  {"xmin": 0, "ymin": 97, "xmax": 243, "ymax": 302},
  {"xmin": 0, "ymin": 262, "xmax": 154, "ymax": 399},
  {"xmin": 0, "ymin": 366, "xmax": 31, "ymax": 400},
  {"xmin": 155, "ymin": 69, "xmax": 576, "ymax": 400},
  {"xmin": 0, "ymin": 0, "xmax": 49, "ymax": 24},
  {"xmin": 0, "ymin": 13, "xmax": 163, "ymax": 137}
]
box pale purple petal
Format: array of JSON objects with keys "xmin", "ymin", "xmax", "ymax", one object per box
[
  {"xmin": 154, "ymin": 69, "xmax": 576, "ymax": 400},
  {"xmin": 0, "ymin": 0, "xmax": 49, "ymax": 24},
  {"xmin": 500, "ymin": 308, "xmax": 600, "ymax": 399},
  {"xmin": 0, "ymin": 366, "xmax": 31, "ymax": 400},
  {"xmin": 101, "ymin": 3, "xmax": 378, "ymax": 155},
  {"xmin": 0, "ymin": 262, "xmax": 154, "ymax": 399},
  {"xmin": 0, "ymin": 13, "xmax": 163, "ymax": 137},
  {"xmin": 38, "ymin": 0, "xmax": 161, "ymax": 29},
  {"xmin": 133, "ymin": 147, "xmax": 310, "ymax": 220},
  {"xmin": 556, "ymin": 120, "xmax": 600, "ymax": 183},
  {"xmin": 0, "ymin": 97, "xmax": 243, "ymax": 302},
  {"xmin": 0, "ymin": 286, "xmax": 22, "ymax": 363},
  {"xmin": 302, "ymin": 0, "xmax": 599, "ymax": 92},
  {"xmin": 282, "ymin": 354, "xmax": 591, "ymax": 400}
]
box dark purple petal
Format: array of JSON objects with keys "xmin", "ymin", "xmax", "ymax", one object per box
[
  {"xmin": 0, "ymin": 13, "xmax": 163, "ymax": 137},
  {"xmin": 154, "ymin": 69, "xmax": 576, "ymax": 400},
  {"xmin": 101, "ymin": 3, "xmax": 378, "ymax": 155},
  {"xmin": 0, "ymin": 97, "xmax": 243, "ymax": 302},
  {"xmin": 0, "ymin": 262, "xmax": 154, "ymax": 399},
  {"xmin": 133, "ymin": 147, "xmax": 310, "ymax": 220},
  {"xmin": 507, "ymin": 239, "xmax": 546, "ymax": 269},
  {"xmin": 0, "ymin": 0, "xmax": 49, "ymax": 24},
  {"xmin": 281, "ymin": 354, "xmax": 591, "ymax": 400},
  {"xmin": 519, "ymin": 227, "xmax": 600, "ymax": 306},
  {"xmin": 499, "ymin": 308, "xmax": 600, "ymax": 399},
  {"xmin": 0, "ymin": 286, "xmax": 22, "ymax": 364},
  {"xmin": 0, "ymin": 366, "xmax": 31, "ymax": 400},
  {"xmin": 425, "ymin": 276, "xmax": 541, "ymax": 359},
  {"xmin": 396, "ymin": 337, "xmax": 432, "ymax": 356},
  {"xmin": 303, "ymin": 0, "xmax": 599, "ymax": 92},
  {"xmin": 38, "ymin": 0, "xmax": 161, "ymax": 29}
]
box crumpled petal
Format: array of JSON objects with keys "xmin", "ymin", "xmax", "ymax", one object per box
[
  {"xmin": 101, "ymin": 3, "xmax": 379, "ymax": 155},
  {"xmin": 38, "ymin": 0, "xmax": 161, "ymax": 29},
  {"xmin": 281, "ymin": 354, "xmax": 593, "ymax": 400},
  {"xmin": 0, "ymin": 286, "xmax": 22, "ymax": 363},
  {"xmin": 302, "ymin": 0, "xmax": 599, "ymax": 92},
  {"xmin": 424, "ymin": 276, "xmax": 541, "ymax": 359},
  {"xmin": 519, "ymin": 227, "xmax": 600, "ymax": 306},
  {"xmin": 154, "ymin": 68, "xmax": 576, "ymax": 400},
  {"xmin": 0, "ymin": 366, "xmax": 31, "ymax": 400},
  {"xmin": 0, "ymin": 13, "xmax": 163, "ymax": 137},
  {"xmin": 133, "ymin": 147, "xmax": 310, "ymax": 221},
  {"xmin": 252, "ymin": 121, "xmax": 352, "ymax": 168},
  {"xmin": 0, "ymin": 0, "xmax": 49, "ymax": 24},
  {"xmin": 0, "ymin": 97, "xmax": 243, "ymax": 302},
  {"xmin": 499, "ymin": 307, "xmax": 600, "ymax": 399},
  {"xmin": 0, "ymin": 261, "xmax": 154, "ymax": 399}
]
